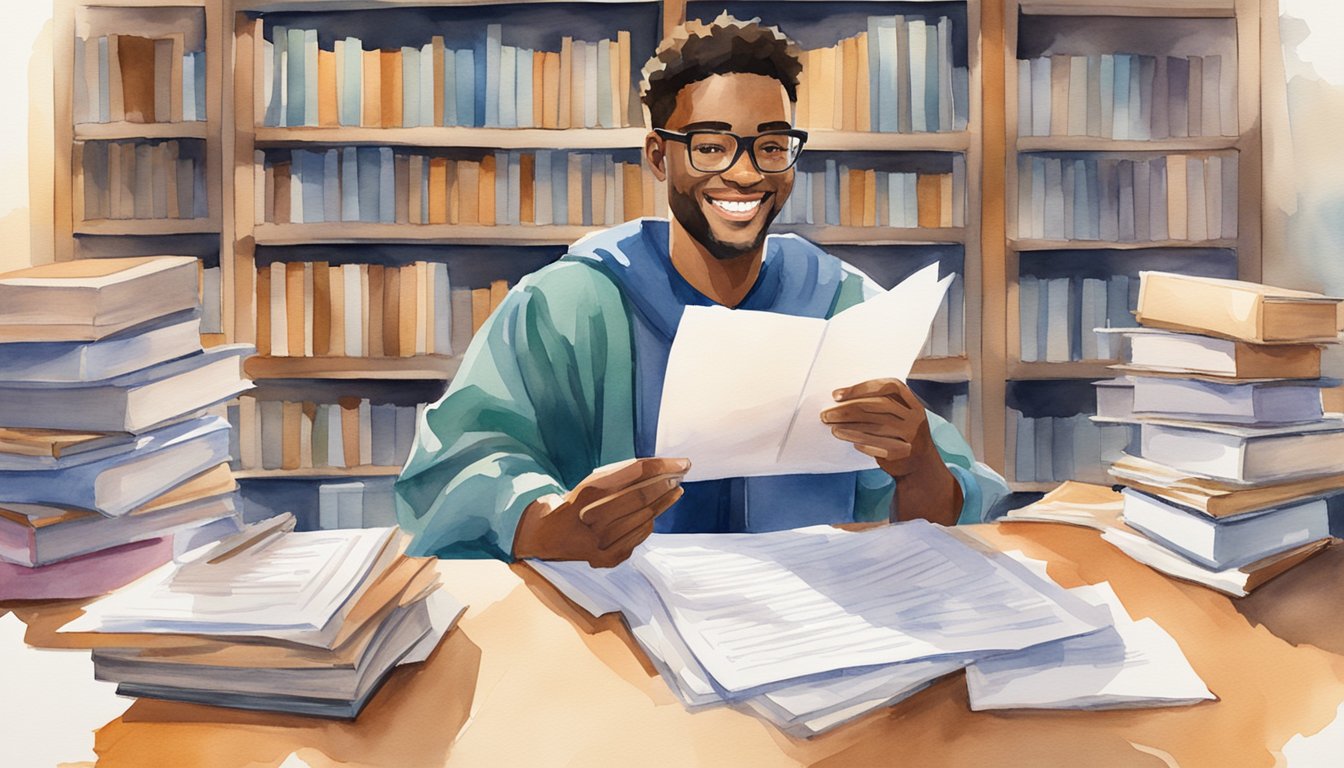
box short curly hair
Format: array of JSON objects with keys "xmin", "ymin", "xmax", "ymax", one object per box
[{"xmin": 639, "ymin": 13, "xmax": 803, "ymax": 129}]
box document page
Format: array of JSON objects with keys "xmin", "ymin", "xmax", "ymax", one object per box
[{"xmin": 657, "ymin": 264, "xmax": 951, "ymax": 481}]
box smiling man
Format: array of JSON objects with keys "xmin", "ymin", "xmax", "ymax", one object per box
[{"xmin": 394, "ymin": 15, "xmax": 1008, "ymax": 565}]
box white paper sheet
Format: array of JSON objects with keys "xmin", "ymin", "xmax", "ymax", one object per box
[{"xmin": 657, "ymin": 264, "xmax": 951, "ymax": 481}]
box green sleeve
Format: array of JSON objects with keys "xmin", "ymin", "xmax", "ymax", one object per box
[
  {"xmin": 394, "ymin": 263, "xmax": 637, "ymax": 560},
  {"xmin": 834, "ymin": 270, "xmax": 1010, "ymax": 524}
]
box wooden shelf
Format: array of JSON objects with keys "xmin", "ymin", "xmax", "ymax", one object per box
[
  {"xmin": 238, "ymin": 0, "xmax": 658, "ymax": 10},
  {"xmin": 74, "ymin": 219, "xmax": 220, "ymax": 236},
  {"xmin": 802, "ymin": 131, "xmax": 971, "ymax": 153},
  {"xmin": 779, "ymin": 226, "xmax": 968, "ymax": 246},
  {"xmin": 1009, "ymin": 361, "xmax": 1118, "ymax": 380},
  {"xmin": 253, "ymin": 126, "xmax": 648, "ymax": 149},
  {"xmin": 244, "ymin": 355, "xmax": 461, "ymax": 380},
  {"xmin": 910, "ymin": 357, "xmax": 972, "ymax": 383},
  {"xmin": 253, "ymin": 222, "xmax": 602, "ymax": 246},
  {"xmin": 1011, "ymin": 238, "xmax": 1237, "ymax": 252},
  {"xmin": 1017, "ymin": 0, "xmax": 1233, "ymax": 17},
  {"xmin": 234, "ymin": 466, "xmax": 403, "ymax": 480},
  {"xmin": 1016, "ymin": 136, "xmax": 1240, "ymax": 154},
  {"xmin": 74, "ymin": 122, "xmax": 209, "ymax": 141}
]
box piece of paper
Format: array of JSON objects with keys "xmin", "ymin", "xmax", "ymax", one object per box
[{"xmin": 657, "ymin": 264, "xmax": 951, "ymax": 481}]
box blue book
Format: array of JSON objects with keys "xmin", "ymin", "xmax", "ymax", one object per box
[
  {"xmin": 876, "ymin": 18, "xmax": 898, "ymax": 132},
  {"xmin": 402, "ymin": 46, "xmax": 420, "ymax": 128},
  {"xmin": 1114, "ymin": 54, "xmax": 1132, "ymax": 141},
  {"xmin": 0, "ymin": 416, "xmax": 231, "ymax": 517},
  {"xmin": 378, "ymin": 147, "xmax": 395, "ymax": 223},
  {"xmin": 579, "ymin": 153, "xmax": 593, "ymax": 226},
  {"xmin": 924, "ymin": 21, "xmax": 940, "ymax": 132},
  {"xmin": 552, "ymin": 150, "xmax": 568, "ymax": 224},
  {"xmin": 0, "ymin": 312, "xmax": 200, "ymax": 384},
  {"xmin": 300, "ymin": 150, "xmax": 326, "ymax": 223},
  {"xmin": 303, "ymin": 30, "xmax": 318, "ymax": 126},
  {"xmin": 824, "ymin": 158, "xmax": 840, "ymax": 225},
  {"xmin": 485, "ymin": 24, "xmax": 502, "ymax": 126},
  {"xmin": 323, "ymin": 149, "xmax": 340, "ymax": 222},
  {"xmin": 535, "ymin": 149, "xmax": 553, "ymax": 224},
  {"xmin": 458, "ymin": 47, "xmax": 478, "ymax": 127},
  {"xmin": 495, "ymin": 151, "xmax": 509, "ymax": 224},
  {"xmin": 194, "ymin": 51, "xmax": 207, "ymax": 121},
  {"xmin": 341, "ymin": 147, "xmax": 360, "ymax": 221},
  {"xmin": 265, "ymin": 28, "xmax": 284, "ymax": 127},
  {"xmin": 443, "ymin": 46, "xmax": 458, "ymax": 126},
  {"xmin": 517, "ymin": 47, "xmax": 534, "ymax": 128},
  {"xmin": 341, "ymin": 37, "xmax": 362, "ymax": 126},
  {"xmin": 357, "ymin": 147, "xmax": 380, "ymax": 221},
  {"xmin": 908, "ymin": 19, "xmax": 927, "ymax": 132},
  {"xmin": 1084, "ymin": 158, "xmax": 1100, "ymax": 239},
  {"xmin": 286, "ymin": 27, "xmax": 306, "ymax": 127},
  {"xmin": 499, "ymin": 43, "xmax": 516, "ymax": 127}
]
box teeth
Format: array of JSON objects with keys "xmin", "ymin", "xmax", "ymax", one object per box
[{"xmin": 710, "ymin": 198, "xmax": 761, "ymax": 213}]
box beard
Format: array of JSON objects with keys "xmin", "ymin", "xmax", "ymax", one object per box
[{"xmin": 667, "ymin": 186, "xmax": 778, "ymax": 261}]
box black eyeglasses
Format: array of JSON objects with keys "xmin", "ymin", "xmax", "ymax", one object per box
[{"xmin": 654, "ymin": 128, "xmax": 809, "ymax": 174}]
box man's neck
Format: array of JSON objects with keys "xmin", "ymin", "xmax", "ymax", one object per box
[{"xmin": 667, "ymin": 217, "xmax": 764, "ymax": 308}]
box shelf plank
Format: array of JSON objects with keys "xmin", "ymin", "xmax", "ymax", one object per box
[
  {"xmin": 238, "ymin": 0, "xmax": 658, "ymax": 10},
  {"xmin": 1016, "ymin": 136, "xmax": 1240, "ymax": 153},
  {"xmin": 253, "ymin": 126, "xmax": 648, "ymax": 149},
  {"xmin": 234, "ymin": 466, "xmax": 403, "ymax": 480},
  {"xmin": 253, "ymin": 222, "xmax": 602, "ymax": 245},
  {"xmin": 910, "ymin": 357, "xmax": 972, "ymax": 383},
  {"xmin": 778, "ymin": 225, "xmax": 968, "ymax": 245},
  {"xmin": 75, "ymin": 122, "xmax": 210, "ymax": 141},
  {"xmin": 802, "ymin": 131, "xmax": 971, "ymax": 153},
  {"xmin": 1018, "ymin": 0, "xmax": 1234, "ymax": 17},
  {"xmin": 1011, "ymin": 238, "xmax": 1238, "ymax": 252},
  {"xmin": 74, "ymin": 219, "xmax": 221, "ymax": 237},
  {"xmin": 244, "ymin": 355, "xmax": 461, "ymax": 380},
  {"xmin": 1009, "ymin": 361, "xmax": 1118, "ymax": 380}
]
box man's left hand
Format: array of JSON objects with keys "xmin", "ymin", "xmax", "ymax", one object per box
[{"xmin": 821, "ymin": 378, "xmax": 963, "ymax": 524}]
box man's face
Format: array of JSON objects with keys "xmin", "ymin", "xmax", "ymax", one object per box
[{"xmin": 652, "ymin": 73, "xmax": 795, "ymax": 260}]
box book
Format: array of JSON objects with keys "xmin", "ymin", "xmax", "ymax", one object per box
[
  {"xmin": 1136, "ymin": 272, "xmax": 1342, "ymax": 344},
  {"xmin": 0, "ymin": 312, "xmax": 200, "ymax": 383},
  {"xmin": 0, "ymin": 256, "xmax": 199, "ymax": 342},
  {"xmin": 1094, "ymin": 377, "xmax": 1136, "ymax": 421},
  {"xmin": 0, "ymin": 464, "xmax": 238, "ymax": 567},
  {"xmin": 1137, "ymin": 417, "xmax": 1344, "ymax": 484},
  {"xmin": 1120, "ymin": 488, "xmax": 1330, "ymax": 570},
  {"xmin": 0, "ymin": 416, "xmax": 232, "ymax": 517},
  {"xmin": 1109, "ymin": 453, "xmax": 1344, "ymax": 518},
  {"xmin": 0, "ymin": 537, "xmax": 175, "ymax": 601},
  {"xmin": 0, "ymin": 345, "xmax": 251, "ymax": 433},
  {"xmin": 1101, "ymin": 528, "xmax": 1332, "ymax": 598},
  {"xmin": 1112, "ymin": 327, "xmax": 1323, "ymax": 379},
  {"xmin": 1126, "ymin": 374, "xmax": 1326, "ymax": 425}
]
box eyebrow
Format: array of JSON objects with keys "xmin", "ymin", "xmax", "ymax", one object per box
[{"xmin": 674, "ymin": 120, "xmax": 796, "ymax": 132}]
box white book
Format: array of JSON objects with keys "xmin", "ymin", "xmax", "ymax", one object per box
[
  {"xmin": 498, "ymin": 44, "xmax": 516, "ymax": 128},
  {"xmin": 907, "ymin": 19, "xmax": 927, "ymax": 132},
  {"xmin": 358, "ymin": 398, "xmax": 373, "ymax": 466},
  {"xmin": 1121, "ymin": 489, "xmax": 1330, "ymax": 570},
  {"xmin": 1139, "ymin": 417, "xmax": 1344, "ymax": 484},
  {"xmin": 303, "ymin": 30, "xmax": 318, "ymax": 126},
  {"xmin": 1018, "ymin": 275, "xmax": 1040, "ymax": 362},
  {"xmin": 1129, "ymin": 375, "xmax": 1325, "ymax": 425},
  {"xmin": 343, "ymin": 264, "xmax": 362, "ymax": 357},
  {"xmin": 433, "ymin": 262, "xmax": 452, "ymax": 356},
  {"xmin": 0, "ymin": 314, "xmax": 201, "ymax": 383},
  {"xmin": 327, "ymin": 401, "xmax": 346, "ymax": 467},
  {"xmin": 1031, "ymin": 57, "xmax": 1051, "ymax": 137},
  {"xmin": 657, "ymin": 265, "xmax": 950, "ymax": 480},
  {"xmin": 1045, "ymin": 277, "xmax": 1071, "ymax": 362},
  {"xmin": 270, "ymin": 261, "xmax": 288, "ymax": 356}
]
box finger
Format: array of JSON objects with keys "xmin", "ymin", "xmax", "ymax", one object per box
[
  {"xmin": 821, "ymin": 398, "xmax": 913, "ymax": 424},
  {"xmin": 594, "ymin": 486, "xmax": 683, "ymax": 549},
  {"xmin": 599, "ymin": 515, "xmax": 658, "ymax": 560},
  {"xmin": 591, "ymin": 456, "xmax": 692, "ymax": 489},
  {"xmin": 578, "ymin": 475, "xmax": 681, "ymax": 528},
  {"xmin": 832, "ymin": 378, "xmax": 913, "ymax": 405},
  {"xmin": 829, "ymin": 427, "xmax": 915, "ymax": 462}
]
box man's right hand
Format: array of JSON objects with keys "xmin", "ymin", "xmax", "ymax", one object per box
[{"xmin": 513, "ymin": 457, "xmax": 690, "ymax": 568}]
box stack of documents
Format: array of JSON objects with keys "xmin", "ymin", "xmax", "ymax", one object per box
[
  {"xmin": 532, "ymin": 520, "xmax": 1211, "ymax": 736},
  {"xmin": 1088, "ymin": 272, "xmax": 1342, "ymax": 594},
  {"xmin": 58, "ymin": 515, "xmax": 465, "ymax": 718},
  {"xmin": 0, "ymin": 257, "xmax": 253, "ymax": 600}
]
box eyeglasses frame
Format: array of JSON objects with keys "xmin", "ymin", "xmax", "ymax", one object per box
[{"xmin": 652, "ymin": 127, "xmax": 810, "ymax": 175}]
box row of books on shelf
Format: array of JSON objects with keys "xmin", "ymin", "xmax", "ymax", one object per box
[
  {"xmin": 0, "ymin": 257, "xmax": 250, "ymax": 600},
  {"xmin": 921, "ymin": 275, "xmax": 965, "ymax": 359},
  {"xmin": 228, "ymin": 397, "xmax": 424, "ymax": 473},
  {"xmin": 261, "ymin": 23, "xmax": 636, "ymax": 129},
  {"xmin": 1019, "ymin": 274, "xmax": 1134, "ymax": 362},
  {"xmin": 255, "ymin": 260, "xmax": 469, "ymax": 359},
  {"xmin": 1084, "ymin": 272, "xmax": 1343, "ymax": 595},
  {"xmin": 1016, "ymin": 53, "xmax": 1235, "ymax": 140},
  {"xmin": 257, "ymin": 148, "xmax": 666, "ymax": 227},
  {"xmin": 74, "ymin": 35, "xmax": 207, "ymax": 124},
  {"xmin": 1016, "ymin": 154, "xmax": 1237, "ymax": 242},
  {"xmin": 79, "ymin": 139, "xmax": 207, "ymax": 221},
  {"xmin": 796, "ymin": 14, "xmax": 968, "ymax": 133},
  {"xmin": 776, "ymin": 158, "xmax": 964, "ymax": 228},
  {"xmin": 1010, "ymin": 411, "xmax": 1129, "ymax": 485}
]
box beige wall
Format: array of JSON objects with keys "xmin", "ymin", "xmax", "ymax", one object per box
[{"xmin": 0, "ymin": 2, "xmax": 53, "ymax": 273}]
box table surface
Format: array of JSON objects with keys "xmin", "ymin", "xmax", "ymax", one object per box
[{"xmin": 4, "ymin": 519, "xmax": 1344, "ymax": 768}]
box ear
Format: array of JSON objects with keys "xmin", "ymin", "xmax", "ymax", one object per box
[{"xmin": 644, "ymin": 132, "xmax": 667, "ymax": 182}]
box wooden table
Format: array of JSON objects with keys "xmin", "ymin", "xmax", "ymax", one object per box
[{"xmin": 4, "ymin": 521, "xmax": 1344, "ymax": 768}]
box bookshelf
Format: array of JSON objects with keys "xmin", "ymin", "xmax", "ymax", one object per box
[
  {"xmin": 999, "ymin": 0, "xmax": 1261, "ymax": 490},
  {"xmin": 49, "ymin": 0, "xmax": 1270, "ymax": 514}
]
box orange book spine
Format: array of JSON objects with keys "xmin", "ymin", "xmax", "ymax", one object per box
[
  {"xmin": 431, "ymin": 36, "xmax": 446, "ymax": 126},
  {"xmin": 542, "ymin": 52, "xmax": 561, "ymax": 129},
  {"xmin": 312, "ymin": 261, "xmax": 331, "ymax": 355},
  {"xmin": 286, "ymin": 262, "xmax": 305, "ymax": 356},
  {"xmin": 917, "ymin": 174, "xmax": 940, "ymax": 228},
  {"xmin": 471, "ymin": 287, "xmax": 491, "ymax": 334},
  {"xmin": 399, "ymin": 263, "xmax": 418, "ymax": 357},
  {"xmin": 479, "ymin": 153, "xmax": 496, "ymax": 226},
  {"xmin": 255, "ymin": 264, "xmax": 271, "ymax": 356},
  {"xmin": 362, "ymin": 50, "xmax": 381, "ymax": 127},
  {"xmin": 340, "ymin": 397, "xmax": 360, "ymax": 467},
  {"xmin": 520, "ymin": 152, "xmax": 536, "ymax": 224},
  {"xmin": 381, "ymin": 50, "xmax": 402, "ymax": 129},
  {"xmin": 317, "ymin": 49, "xmax": 337, "ymax": 127},
  {"xmin": 532, "ymin": 51, "xmax": 545, "ymax": 129},
  {"xmin": 367, "ymin": 264, "xmax": 385, "ymax": 356},
  {"xmin": 863, "ymin": 170, "xmax": 877, "ymax": 227},
  {"xmin": 382, "ymin": 263, "xmax": 400, "ymax": 357}
]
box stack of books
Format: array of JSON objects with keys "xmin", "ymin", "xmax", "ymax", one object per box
[
  {"xmin": 1092, "ymin": 271, "xmax": 1343, "ymax": 594},
  {"xmin": 0, "ymin": 257, "xmax": 251, "ymax": 600},
  {"xmin": 59, "ymin": 514, "xmax": 465, "ymax": 718}
]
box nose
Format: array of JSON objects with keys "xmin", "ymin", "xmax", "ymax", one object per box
[{"xmin": 720, "ymin": 145, "xmax": 764, "ymax": 187}]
